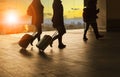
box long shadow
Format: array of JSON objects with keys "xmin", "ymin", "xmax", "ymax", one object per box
[
  {"xmin": 19, "ymin": 48, "xmax": 33, "ymax": 57},
  {"xmin": 38, "ymin": 50, "xmax": 53, "ymax": 61}
]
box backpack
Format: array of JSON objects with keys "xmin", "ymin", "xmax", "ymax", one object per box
[{"xmin": 83, "ymin": 8, "xmax": 98, "ymax": 22}]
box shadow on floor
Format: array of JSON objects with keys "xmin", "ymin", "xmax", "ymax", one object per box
[{"xmin": 19, "ymin": 48, "xmax": 33, "ymax": 57}]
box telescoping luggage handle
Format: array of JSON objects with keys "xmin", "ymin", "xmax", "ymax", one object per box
[
  {"xmin": 36, "ymin": 31, "xmax": 58, "ymax": 51},
  {"xmin": 51, "ymin": 31, "xmax": 58, "ymax": 38},
  {"xmin": 32, "ymin": 31, "xmax": 58, "ymax": 38}
]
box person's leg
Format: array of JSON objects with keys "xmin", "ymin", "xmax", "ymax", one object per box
[
  {"xmin": 83, "ymin": 23, "xmax": 89, "ymax": 41},
  {"xmin": 50, "ymin": 27, "xmax": 66, "ymax": 49},
  {"xmin": 30, "ymin": 32, "xmax": 38, "ymax": 46},
  {"xmin": 36, "ymin": 32, "xmax": 41, "ymax": 41},
  {"xmin": 36, "ymin": 24, "xmax": 42, "ymax": 42},
  {"xmin": 50, "ymin": 34, "xmax": 59, "ymax": 47},
  {"xmin": 91, "ymin": 22, "xmax": 103, "ymax": 39},
  {"xmin": 57, "ymin": 26, "xmax": 66, "ymax": 49},
  {"xmin": 30, "ymin": 24, "xmax": 42, "ymax": 45},
  {"xmin": 91, "ymin": 22, "xmax": 99, "ymax": 36},
  {"xmin": 50, "ymin": 32, "xmax": 65, "ymax": 48},
  {"xmin": 58, "ymin": 34, "xmax": 66, "ymax": 49}
]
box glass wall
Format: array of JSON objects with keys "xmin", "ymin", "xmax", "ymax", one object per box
[{"xmin": 0, "ymin": 0, "xmax": 84, "ymax": 34}]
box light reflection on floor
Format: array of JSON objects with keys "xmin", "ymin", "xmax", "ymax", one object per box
[{"xmin": 0, "ymin": 29, "xmax": 120, "ymax": 77}]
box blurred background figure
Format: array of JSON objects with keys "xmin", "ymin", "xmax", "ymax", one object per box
[
  {"xmin": 50, "ymin": 0, "xmax": 66, "ymax": 49},
  {"xmin": 27, "ymin": 0, "xmax": 44, "ymax": 45},
  {"xmin": 83, "ymin": 0, "xmax": 103, "ymax": 41}
]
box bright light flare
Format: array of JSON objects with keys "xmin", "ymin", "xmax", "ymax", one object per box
[{"xmin": 4, "ymin": 10, "xmax": 19, "ymax": 25}]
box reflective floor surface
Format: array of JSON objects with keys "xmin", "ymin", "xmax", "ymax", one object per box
[{"xmin": 0, "ymin": 29, "xmax": 120, "ymax": 77}]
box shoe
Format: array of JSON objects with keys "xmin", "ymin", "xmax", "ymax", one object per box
[
  {"xmin": 58, "ymin": 44, "xmax": 66, "ymax": 49},
  {"xmin": 30, "ymin": 37, "xmax": 35, "ymax": 46},
  {"xmin": 30, "ymin": 41, "xmax": 33, "ymax": 46},
  {"xmin": 83, "ymin": 37, "xmax": 88, "ymax": 41},
  {"xmin": 50, "ymin": 41, "xmax": 53, "ymax": 47},
  {"xmin": 96, "ymin": 35, "xmax": 104, "ymax": 39}
]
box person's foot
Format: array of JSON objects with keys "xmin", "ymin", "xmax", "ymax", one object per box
[
  {"xmin": 96, "ymin": 35, "xmax": 104, "ymax": 39},
  {"xmin": 30, "ymin": 38, "xmax": 35, "ymax": 46},
  {"xmin": 50, "ymin": 41, "xmax": 53, "ymax": 47},
  {"xmin": 30, "ymin": 41, "xmax": 33, "ymax": 46},
  {"xmin": 58, "ymin": 44, "xmax": 66, "ymax": 49},
  {"xmin": 83, "ymin": 36, "xmax": 88, "ymax": 41}
]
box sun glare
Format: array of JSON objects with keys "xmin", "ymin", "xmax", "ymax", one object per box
[{"xmin": 4, "ymin": 10, "xmax": 19, "ymax": 25}]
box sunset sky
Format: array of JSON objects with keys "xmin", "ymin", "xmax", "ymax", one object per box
[{"xmin": 0, "ymin": 0, "xmax": 84, "ymax": 24}]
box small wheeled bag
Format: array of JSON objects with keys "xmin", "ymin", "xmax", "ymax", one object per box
[
  {"xmin": 36, "ymin": 32, "xmax": 57, "ymax": 51},
  {"xmin": 18, "ymin": 32, "xmax": 37, "ymax": 49},
  {"xmin": 18, "ymin": 34, "xmax": 33, "ymax": 49}
]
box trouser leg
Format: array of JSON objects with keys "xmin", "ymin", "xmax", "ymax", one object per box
[
  {"xmin": 36, "ymin": 24, "xmax": 42, "ymax": 42},
  {"xmin": 58, "ymin": 34, "xmax": 63, "ymax": 45},
  {"xmin": 83, "ymin": 23, "xmax": 89, "ymax": 38},
  {"xmin": 91, "ymin": 22, "xmax": 99, "ymax": 37}
]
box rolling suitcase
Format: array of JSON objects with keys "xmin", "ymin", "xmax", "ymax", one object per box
[
  {"xmin": 36, "ymin": 32, "xmax": 57, "ymax": 51},
  {"xmin": 18, "ymin": 32, "xmax": 37, "ymax": 49}
]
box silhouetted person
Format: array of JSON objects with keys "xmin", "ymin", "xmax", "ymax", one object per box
[
  {"xmin": 83, "ymin": 0, "xmax": 103, "ymax": 41},
  {"xmin": 50, "ymin": 0, "xmax": 66, "ymax": 49},
  {"xmin": 27, "ymin": 0, "xmax": 44, "ymax": 45}
]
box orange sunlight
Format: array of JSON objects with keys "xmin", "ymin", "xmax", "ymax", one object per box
[
  {"xmin": 4, "ymin": 10, "xmax": 19, "ymax": 25},
  {"xmin": 2, "ymin": 10, "xmax": 24, "ymax": 34}
]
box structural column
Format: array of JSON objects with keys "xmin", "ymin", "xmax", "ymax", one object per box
[{"xmin": 106, "ymin": 0, "xmax": 120, "ymax": 31}]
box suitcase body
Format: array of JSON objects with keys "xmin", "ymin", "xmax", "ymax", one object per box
[
  {"xmin": 36, "ymin": 35, "xmax": 52, "ymax": 51},
  {"xmin": 19, "ymin": 34, "xmax": 33, "ymax": 49}
]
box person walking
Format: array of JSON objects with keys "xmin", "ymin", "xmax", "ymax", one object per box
[
  {"xmin": 27, "ymin": 0, "xmax": 44, "ymax": 45},
  {"xmin": 50, "ymin": 0, "xmax": 66, "ymax": 49},
  {"xmin": 83, "ymin": 0, "xmax": 103, "ymax": 41}
]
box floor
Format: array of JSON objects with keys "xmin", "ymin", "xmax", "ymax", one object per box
[{"xmin": 0, "ymin": 29, "xmax": 120, "ymax": 77}]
